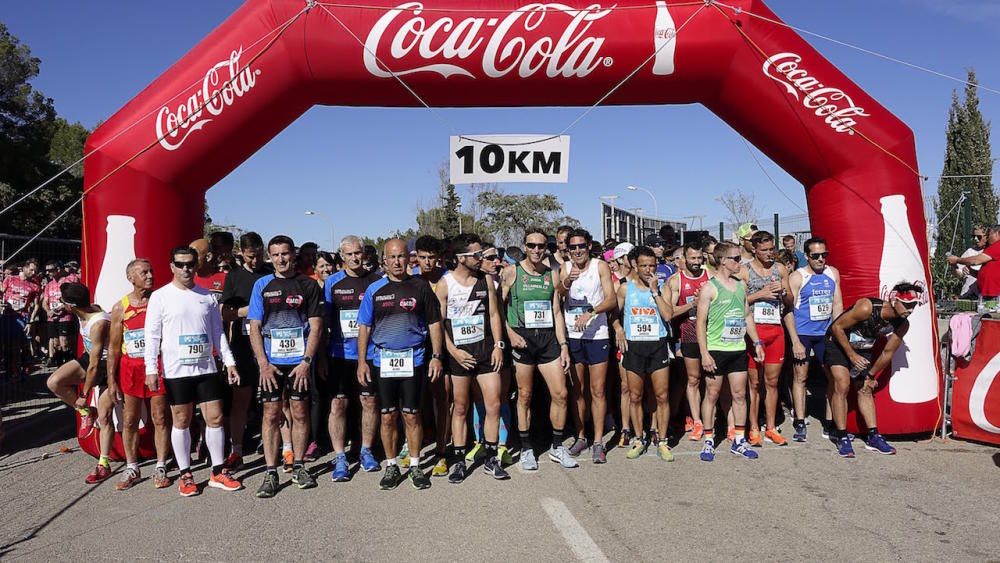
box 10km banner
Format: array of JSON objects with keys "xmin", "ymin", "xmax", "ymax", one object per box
[{"xmin": 450, "ymin": 135, "xmax": 570, "ymax": 184}]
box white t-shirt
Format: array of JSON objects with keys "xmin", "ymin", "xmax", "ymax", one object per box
[
  {"xmin": 961, "ymin": 247, "xmax": 982, "ymax": 296},
  {"xmin": 144, "ymin": 282, "xmax": 235, "ymax": 379}
]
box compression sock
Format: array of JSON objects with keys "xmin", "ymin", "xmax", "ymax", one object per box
[
  {"xmin": 205, "ymin": 425, "xmax": 226, "ymax": 469},
  {"xmin": 171, "ymin": 427, "xmax": 192, "ymax": 473}
]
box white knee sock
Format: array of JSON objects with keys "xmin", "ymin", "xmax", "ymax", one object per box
[
  {"xmin": 206, "ymin": 425, "xmax": 226, "ymax": 468},
  {"xmin": 171, "ymin": 427, "xmax": 191, "ymax": 472}
]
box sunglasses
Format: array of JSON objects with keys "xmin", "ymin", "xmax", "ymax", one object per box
[
  {"xmin": 525, "ymin": 242, "xmax": 546, "ymax": 250},
  {"xmin": 172, "ymin": 260, "xmax": 196, "ymax": 269},
  {"xmin": 457, "ymin": 251, "xmax": 483, "ymax": 260},
  {"xmin": 723, "ymin": 255, "xmax": 741, "ymax": 263},
  {"xmin": 974, "ymin": 234, "xmax": 986, "ymax": 240},
  {"xmin": 809, "ymin": 252, "xmax": 829, "ymax": 260},
  {"xmin": 482, "ymin": 254, "xmax": 500, "ymax": 261},
  {"xmin": 568, "ymin": 243, "xmax": 589, "ymax": 251}
]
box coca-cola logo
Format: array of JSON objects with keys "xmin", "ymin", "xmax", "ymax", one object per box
[
  {"xmin": 155, "ymin": 47, "xmax": 260, "ymax": 151},
  {"xmin": 363, "ymin": 2, "xmax": 615, "ymax": 80},
  {"xmin": 762, "ymin": 52, "xmax": 870, "ymax": 135}
]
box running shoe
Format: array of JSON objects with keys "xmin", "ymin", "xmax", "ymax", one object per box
[
  {"xmin": 730, "ymin": 440, "xmax": 759, "ymax": 460},
  {"xmin": 78, "ymin": 407, "xmax": 97, "ymax": 439},
  {"xmin": 657, "ymin": 441, "xmax": 674, "ymax": 462},
  {"xmin": 700, "ymin": 441, "xmax": 716, "ymax": 462},
  {"xmin": 684, "ymin": 416, "xmax": 694, "ymax": 433},
  {"xmin": 864, "ymin": 433, "xmax": 896, "ymax": 455},
  {"xmin": 792, "ymin": 421, "xmax": 807, "ymax": 443},
  {"xmin": 303, "ymin": 441, "xmax": 320, "ymax": 462},
  {"xmin": 115, "ymin": 467, "xmax": 141, "ymax": 491},
  {"xmin": 153, "ymin": 466, "xmax": 171, "ymax": 489},
  {"xmin": 837, "ymin": 436, "xmax": 856, "ymax": 458},
  {"xmin": 821, "ymin": 422, "xmax": 833, "ymax": 441},
  {"xmin": 85, "ymin": 464, "xmax": 112, "ymax": 484},
  {"xmin": 256, "ymin": 471, "xmax": 279, "ymax": 499},
  {"xmin": 448, "ymin": 460, "xmax": 467, "ymax": 484},
  {"xmin": 432, "ymin": 457, "xmax": 448, "ymax": 477},
  {"xmin": 359, "ymin": 447, "xmax": 380, "ymax": 472},
  {"xmin": 618, "ymin": 428, "xmax": 633, "ymax": 448},
  {"xmin": 592, "ymin": 443, "xmax": 607, "ymax": 464},
  {"xmin": 483, "ymin": 456, "xmax": 511, "ymax": 480},
  {"xmin": 548, "ymin": 446, "xmax": 579, "ymax": 468},
  {"xmin": 567, "ymin": 437, "xmax": 589, "ymax": 457},
  {"xmin": 330, "ymin": 453, "xmax": 350, "ymax": 482},
  {"xmin": 399, "ymin": 443, "xmax": 410, "ymax": 468},
  {"xmin": 727, "ymin": 426, "xmax": 736, "ymax": 442},
  {"xmin": 292, "ymin": 466, "xmax": 317, "ymax": 489},
  {"xmin": 689, "ymin": 421, "xmax": 705, "ymax": 441},
  {"xmin": 379, "ymin": 464, "xmax": 403, "ymax": 490},
  {"xmin": 764, "ymin": 428, "xmax": 788, "ymax": 446},
  {"xmin": 178, "ymin": 473, "xmax": 199, "ymax": 497},
  {"xmin": 224, "ymin": 452, "xmax": 243, "ymax": 471},
  {"xmin": 209, "ymin": 469, "xmax": 242, "ymax": 491},
  {"xmin": 747, "ymin": 429, "xmax": 763, "ymax": 447},
  {"xmin": 625, "ymin": 439, "xmax": 646, "ymax": 460},
  {"xmin": 282, "ymin": 450, "xmax": 294, "ymax": 473},
  {"xmin": 410, "ymin": 466, "xmax": 432, "ymax": 490},
  {"xmin": 498, "ymin": 445, "xmax": 513, "ymax": 465},
  {"xmin": 465, "ymin": 442, "xmax": 485, "ymax": 463},
  {"xmin": 520, "ymin": 448, "xmax": 538, "ymax": 471}
]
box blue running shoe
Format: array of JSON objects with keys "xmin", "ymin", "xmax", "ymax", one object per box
[
  {"xmin": 359, "ymin": 447, "xmax": 380, "ymax": 472},
  {"xmin": 864, "ymin": 433, "xmax": 896, "ymax": 455},
  {"xmin": 331, "ymin": 453, "xmax": 350, "ymax": 482},
  {"xmin": 699, "ymin": 441, "xmax": 715, "ymax": 462},
  {"xmin": 730, "ymin": 440, "xmax": 759, "ymax": 460},
  {"xmin": 792, "ymin": 421, "xmax": 807, "ymax": 443},
  {"xmin": 837, "ymin": 436, "xmax": 855, "ymax": 458}
]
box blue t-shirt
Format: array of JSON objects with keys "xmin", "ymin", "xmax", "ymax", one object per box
[
  {"xmin": 324, "ymin": 269, "xmax": 381, "ymax": 360},
  {"xmin": 656, "ymin": 263, "xmax": 676, "ymax": 285},
  {"xmin": 356, "ymin": 276, "xmax": 441, "ymax": 368},
  {"xmin": 248, "ymin": 274, "xmax": 323, "ymax": 365}
]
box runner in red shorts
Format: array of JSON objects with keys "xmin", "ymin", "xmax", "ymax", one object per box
[
  {"xmin": 739, "ymin": 231, "xmax": 792, "ymax": 447},
  {"xmin": 108, "ymin": 259, "xmax": 171, "ymax": 490}
]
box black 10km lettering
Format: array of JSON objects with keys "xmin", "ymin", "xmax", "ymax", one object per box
[{"xmin": 455, "ymin": 144, "xmax": 561, "ymax": 175}]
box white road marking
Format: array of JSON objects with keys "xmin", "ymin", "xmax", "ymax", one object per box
[{"xmin": 540, "ymin": 497, "xmax": 610, "ymax": 563}]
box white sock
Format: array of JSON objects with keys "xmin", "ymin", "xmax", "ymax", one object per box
[
  {"xmin": 171, "ymin": 427, "xmax": 192, "ymax": 472},
  {"xmin": 410, "ymin": 457, "xmax": 420, "ymax": 468},
  {"xmin": 386, "ymin": 458, "xmax": 397, "ymax": 466},
  {"xmin": 156, "ymin": 461, "xmax": 166, "ymax": 470},
  {"xmin": 127, "ymin": 462, "xmax": 139, "ymax": 471},
  {"xmin": 206, "ymin": 425, "xmax": 226, "ymax": 468}
]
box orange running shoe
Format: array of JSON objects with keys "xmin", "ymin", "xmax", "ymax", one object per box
[
  {"xmin": 747, "ymin": 429, "xmax": 763, "ymax": 447},
  {"xmin": 727, "ymin": 426, "xmax": 736, "ymax": 442},
  {"xmin": 764, "ymin": 428, "xmax": 788, "ymax": 446},
  {"xmin": 209, "ymin": 469, "xmax": 242, "ymax": 492},
  {"xmin": 689, "ymin": 420, "xmax": 705, "ymax": 441},
  {"xmin": 178, "ymin": 473, "xmax": 200, "ymax": 497},
  {"xmin": 684, "ymin": 416, "xmax": 694, "ymax": 433},
  {"xmin": 282, "ymin": 450, "xmax": 294, "ymax": 473}
]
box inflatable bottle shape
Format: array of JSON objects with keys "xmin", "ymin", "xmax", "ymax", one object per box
[
  {"xmin": 93, "ymin": 215, "xmax": 137, "ymax": 312},
  {"xmin": 877, "ymin": 195, "xmax": 937, "ymax": 404},
  {"xmin": 652, "ymin": 1, "xmax": 677, "ymax": 76}
]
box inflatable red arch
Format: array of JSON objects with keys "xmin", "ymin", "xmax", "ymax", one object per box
[{"xmin": 80, "ymin": 0, "xmax": 940, "ymax": 454}]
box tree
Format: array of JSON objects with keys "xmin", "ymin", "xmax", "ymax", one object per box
[
  {"xmin": 716, "ymin": 189, "xmax": 761, "ymax": 236},
  {"xmin": 476, "ymin": 189, "xmax": 580, "ymax": 246},
  {"xmin": 933, "ymin": 70, "xmax": 997, "ymax": 296}
]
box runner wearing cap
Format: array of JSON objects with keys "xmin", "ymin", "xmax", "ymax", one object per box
[{"xmin": 736, "ymin": 223, "xmax": 758, "ymax": 263}]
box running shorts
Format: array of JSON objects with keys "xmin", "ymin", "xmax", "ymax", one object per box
[
  {"xmin": 373, "ymin": 362, "xmax": 427, "ymax": 414},
  {"xmin": 568, "ymin": 338, "xmax": 610, "ymax": 366},
  {"xmin": 622, "ymin": 338, "xmax": 671, "ymax": 375},
  {"xmin": 326, "ymin": 357, "xmax": 376, "ymax": 398},
  {"xmin": 259, "ymin": 364, "xmax": 312, "ymax": 403},
  {"xmin": 119, "ymin": 355, "xmax": 165, "ymax": 398},
  {"xmin": 708, "ymin": 350, "xmax": 748, "ymax": 376},
  {"xmin": 747, "ymin": 323, "xmax": 785, "ymax": 369},
  {"xmin": 76, "ymin": 352, "xmax": 108, "ymax": 388},
  {"xmin": 510, "ymin": 327, "xmax": 561, "ymax": 366},
  {"xmin": 164, "ymin": 373, "xmax": 225, "ymax": 406},
  {"xmin": 681, "ymin": 341, "xmax": 701, "ymax": 360},
  {"xmin": 797, "ymin": 334, "xmax": 826, "ymax": 363}
]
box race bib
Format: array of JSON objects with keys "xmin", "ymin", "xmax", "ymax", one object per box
[
  {"xmin": 753, "ymin": 301, "xmax": 781, "ymax": 324},
  {"xmin": 524, "ymin": 300, "xmax": 553, "ymax": 329},
  {"xmin": 124, "ymin": 329, "xmax": 145, "ymax": 359},
  {"xmin": 452, "ymin": 314, "xmax": 485, "ymax": 346},
  {"xmin": 686, "ymin": 295, "xmax": 696, "ymax": 319},
  {"xmin": 178, "ymin": 334, "xmax": 210, "ymax": 365},
  {"xmin": 380, "ymin": 348, "xmax": 414, "ymax": 378},
  {"xmin": 809, "ymin": 295, "xmax": 833, "ymax": 321},
  {"xmin": 270, "ymin": 327, "xmax": 305, "ymax": 360},
  {"xmin": 721, "ymin": 318, "xmax": 747, "ymax": 343},
  {"xmin": 8, "ymin": 297, "xmax": 26, "ymax": 311},
  {"xmin": 339, "ymin": 310, "xmax": 360, "ymax": 339},
  {"xmin": 628, "ymin": 314, "xmax": 659, "ymax": 341},
  {"xmin": 565, "ymin": 306, "xmax": 590, "ymax": 332},
  {"xmin": 52, "ymin": 300, "xmax": 64, "ymax": 312}
]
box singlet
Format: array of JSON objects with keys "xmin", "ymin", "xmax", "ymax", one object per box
[
  {"xmin": 674, "ymin": 269, "xmax": 709, "ymax": 343},
  {"xmin": 247, "ymin": 273, "xmax": 324, "ymax": 366},
  {"xmin": 357, "ymin": 276, "xmax": 441, "ymax": 368},
  {"xmin": 706, "ymin": 278, "xmax": 748, "ymax": 352},
  {"xmin": 793, "ymin": 267, "xmax": 836, "ymax": 336},
  {"xmin": 623, "ymin": 280, "xmax": 667, "ymax": 341},
  {"xmin": 506, "ymin": 263, "xmax": 556, "ymax": 330},
  {"xmin": 444, "ymin": 272, "xmax": 494, "ymax": 355},
  {"xmin": 832, "ymin": 298, "xmax": 903, "ymax": 351},
  {"xmin": 80, "ymin": 309, "xmax": 111, "ymax": 358},
  {"xmin": 120, "ymin": 294, "xmax": 148, "ymax": 360},
  {"xmin": 563, "ymin": 259, "xmax": 609, "ymax": 340},
  {"xmin": 746, "ymin": 262, "xmax": 783, "ymax": 325},
  {"xmin": 325, "ymin": 269, "xmax": 382, "ymax": 360}
]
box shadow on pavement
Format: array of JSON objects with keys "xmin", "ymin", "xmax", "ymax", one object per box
[
  {"xmin": 0, "ymin": 477, "xmax": 100, "ymax": 558},
  {"xmin": 0, "ymin": 402, "xmax": 75, "ymax": 461}
]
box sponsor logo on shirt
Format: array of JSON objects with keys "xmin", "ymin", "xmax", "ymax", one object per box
[
  {"xmin": 334, "ymin": 288, "xmax": 355, "ymax": 295},
  {"xmin": 400, "ymin": 297, "xmax": 417, "ymax": 311},
  {"xmin": 263, "ymin": 290, "xmax": 282, "ymax": 298},
  {"xmin": 375, "ymin": 294, "xmax": 396, "ymax": 302},
  {"xmin": 286, "ymin": 295, "xmax": 303, "ymax": 308}
]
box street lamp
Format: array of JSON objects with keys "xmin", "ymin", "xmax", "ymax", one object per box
[
  {"xmin": 599, "ymin": 195, "xmax": 620, "ymax": 240},
  {"xmin": 626, "ymin": 185, "xmax": 659, "ymax": 221},
  {"xmin": 304, "ymin": 210, "xmax": 335, "ymax": 250}
]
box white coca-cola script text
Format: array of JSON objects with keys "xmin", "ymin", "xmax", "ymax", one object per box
[{"xmin": 762, "ymin": 52, "xmax": 869, "ymax": 135}]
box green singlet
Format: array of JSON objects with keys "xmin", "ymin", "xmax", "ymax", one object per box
[
  {"xmin": 706, "ymin": 277, "xmax": 748, "ymax": 352},
  {"xmin": 506, "ymin": 263, "xmax": 556, "ymax": 330}
]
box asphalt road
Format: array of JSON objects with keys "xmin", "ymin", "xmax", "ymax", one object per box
[{"xmin": 2, "ymin": 420, "xmax": 999, "ymax": 562}]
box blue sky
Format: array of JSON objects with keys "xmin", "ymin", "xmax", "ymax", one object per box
[{"xmin": 4, "ymin": 0, "xmax": 999, "ymax": 248}]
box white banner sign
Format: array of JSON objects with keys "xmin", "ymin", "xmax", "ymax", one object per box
[{"xmin": 450, "ymin": 135, "xmax": 570, "ymax": 184}]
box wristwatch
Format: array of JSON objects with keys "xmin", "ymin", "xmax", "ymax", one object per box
[
  {"xmin": 301, "ymin": 356, "xmax": 313, "ymax": 365},
  {"xmin": 432, "ymin": 353, "xmax": 443, "ymax": 360},
  {"xmin": 495, "ymin": 341, "xmax": 506, "ymax": 350},
  {"xmin": 753, "ymin": 340, "xmax": 764, "ymax": 347}
]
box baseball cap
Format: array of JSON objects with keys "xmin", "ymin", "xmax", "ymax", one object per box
[
  {"xmin": 612, "ymin": 242, "xmax": 635, "ymax": 260},
  {"xmin": 644, "ymin": 235, "xmax": 664, "ymax": 247},
  {"xmin": 736, "ymin": 223, "xmax": 758, "ymax": 240}
]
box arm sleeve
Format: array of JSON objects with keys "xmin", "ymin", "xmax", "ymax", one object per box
[
  {"xmin": 211, "ymin": 297, "xmax": 236, "ymax": 367},
  {"xmin": 247, "ymin": 277, "xmax": 266, "ymax": 322},
  {"xmin": 143, "ymin": 291, "xmax": 163, "ymax": 376}
]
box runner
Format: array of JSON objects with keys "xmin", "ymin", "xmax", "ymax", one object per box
[
  {"xmin": 2, "ymin": 260, "xmax": 41, "ymax": 377},
  {"xmin": 356, "ymin": 239, "xmax": 444, "ymax": 491},
  {"xmin": 501, "ymin": 228, "xmax": 577, "ymax": 470},
  {"xmin": 248, "ymin": 236, "xmax": 323, "ymax": 497},
  {"xmin": 787, "ymin": 237, "xmax": 843, "ymax": 442},
  {"xmin": 436, "ymin": 234, "xmax": 509, "ymax": 482},
  {"xmin": 550, "ymin": 225, "xmax": 574, "ymax": 269},
  {"xmin": 668, "ymin": 243, "xmax": 711, "ymax": 441},
  {"xmin": 209, "ymin": 231, "xmax": 236, "ymax": 273},
  {"xmin": 324, "ymin": 235, "xmax": 383, "ymax": 482},
  {"xmin": 45, "ymin": 282, "xmax": 115, "ymax": 483},
  {"xmin": 220, "ymin": 232, "xmax": 270, "ymax": 470},
  {"xmin": 739, "ymin": 231, "xmax": 792, "ymax": 447},
  {"xmin": 645, "ymin": 235, "xmax": 675, "ymax": 285},
  {"xmin": 695, "ymin": 242, "xmax": 764, "ymax": 462},
  {"xmin": 558, "ymin": 228, "xmax": 616, "ymax": 463},
  {"xmin": 144, "ymin": 246, "xmax": 242, "ymax": 497},
  {"xmin": 107, "ymin": 259, "xmax": 172, "ymax": 490},
  {"xmin": 736, "ymin": 223, "xmax": 758, "ymax": 263},
  {"xmin": 611, "ymin": 243, "xmax": 635, "ymax": 447},
  {"xmin": 415, "ymin": 235, "xmax": 451, "ymax": 476},
  {"xmin": 782, "ymin": 235, "xmax": 807, "ymax": 271},
  {"xmin": 614, "ymin": 246, "xmax": 675, "ymax": 462},
  {"xmin": 42, "ymin": 262, "xmax": 74, "ymax": 367},
  {"xmin": 191, "ymin": 238, "xmax": 227, "ymax": 299},
  {"xmin": 824, "ymin": 282, "xmax": 920, "ymax": 457}
]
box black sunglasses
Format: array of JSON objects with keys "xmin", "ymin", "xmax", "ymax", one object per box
[
  {"xmin": 525, "ymin": 242, "xmax": 546, "ymax": 250},
  {"xmin": 809, "ymin": 252, "xmax": 829, "ymax": 260},
  {"xmin": 723, "ymin": 255, "xmax": 741, "ymax": 263},
  {"xmin": 172, "ymin": 260, "xmax": 196, "ymax": 269},
  {"xmin": 568, "ymin": 243, "xmax": 588, "ymax": 251},
  {"xmin": 974, "ymin": 234, "xmax": 986, "ymax": 240}
]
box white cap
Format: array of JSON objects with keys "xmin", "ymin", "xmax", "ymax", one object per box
[{"xmin": 612, "ymin": 242, "xmax": 635, "ymax": 260}]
